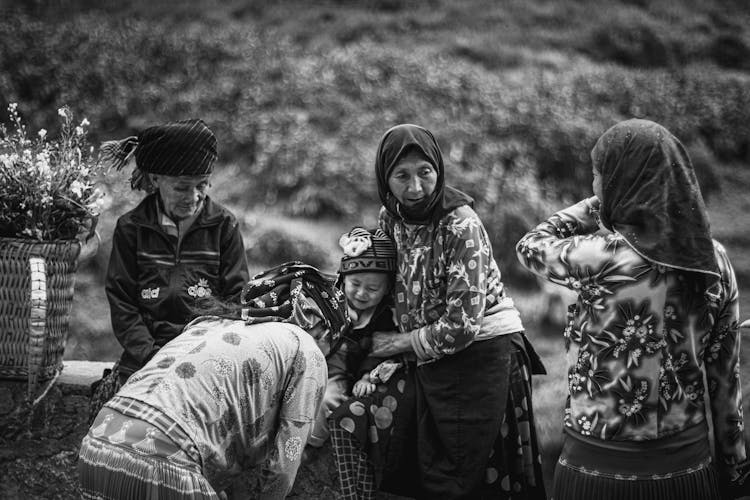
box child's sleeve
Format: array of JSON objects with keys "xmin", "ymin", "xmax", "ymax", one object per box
[
  {"xmin": 356, "ymin": 352, "xmax": 383, "ymax": 379},
  {"xmin": 357, "ymin": 304, "xmax": 400, "ymax": 378},
  {"xmin": 325, "ymin": 343, "xmax": 350, "ymax": 381}
]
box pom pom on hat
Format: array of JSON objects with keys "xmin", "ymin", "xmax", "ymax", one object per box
[{"xmin": 338, "ymin": 227, "xmax": 396, "ymax": 275}]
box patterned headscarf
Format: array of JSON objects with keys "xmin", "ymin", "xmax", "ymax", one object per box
[
  {"xmin": 592, "ymin": 119, "xmax": 720, "ymax": 280},
  {"xmin": 98, "ymin": 119, "xmax": 217, "ymax": 191},
  {"xmin": 240, "ymin": 262, "xmax": 349, "ymax": 356},
  {"xmin": 375, "ymin": 124, "xmax": 473, "ymax": 225}
]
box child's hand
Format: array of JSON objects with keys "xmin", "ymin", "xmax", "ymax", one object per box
[{"xmin": 353, "ymin": 374, "xmax": 376, "ymax": 397}]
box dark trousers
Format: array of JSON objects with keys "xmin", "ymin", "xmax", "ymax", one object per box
[{"xmin": 415, "ymin": 334, "xmax": 512, "ymax": 500}]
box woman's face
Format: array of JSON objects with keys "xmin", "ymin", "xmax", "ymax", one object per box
[
  {"xmin": 151, "ymin": 174, "xmax": 210, "ymax": 221},
  {"xmin": 343, "ymin": 272, "xmax": 390, "ymax": 311},
  {"xmin": 387, "ymin": 151, "xmax": 438, "ymax": 207}
]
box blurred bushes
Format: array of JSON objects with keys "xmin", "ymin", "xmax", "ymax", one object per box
[
  {"xmin": 580, "ymin": 4, "xmax": 750, "ymax": 74},
  {"xmin": 2, "ymin": 6, "xmax": 750, "ymax": 287},
  {"xmin": 710, "ymin": 32, "xmax": 750, "ymax": 71},
  {"xmin": 244, "ymin": 227, "xmax": 332, "ymax": 270},
  {"xmin": 585, "ymin": 9, "xmax": 678, "ymax": 67}
]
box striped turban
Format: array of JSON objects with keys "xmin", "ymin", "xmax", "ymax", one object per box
[{"xmin": 99, "ymin": 119, "xmax": 218, "ymax": 191}]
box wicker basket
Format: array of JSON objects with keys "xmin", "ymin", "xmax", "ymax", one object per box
[{"xmin": 0, "ymin": 238, "xmax": 81, "ymax": 397}]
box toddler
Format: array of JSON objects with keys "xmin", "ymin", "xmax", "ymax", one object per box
[{"xmin": 308, "ymin": 227, "xmax": 399, "ymax": 447}]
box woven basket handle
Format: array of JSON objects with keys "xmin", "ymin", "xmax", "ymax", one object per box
[{"xmin": 27, "ymin": 257, "xmax": 47, "ymax": 400}]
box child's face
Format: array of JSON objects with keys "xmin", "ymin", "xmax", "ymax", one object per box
[{"xmin": 343, "ymin": 272, "xmax": 390, "ymax": 311}]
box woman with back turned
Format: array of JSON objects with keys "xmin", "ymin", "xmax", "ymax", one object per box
[{"xmin": 517, "ymin": 119, "xmax": 747, "ymax": 499}]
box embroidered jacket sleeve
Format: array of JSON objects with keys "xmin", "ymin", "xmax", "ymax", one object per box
[
  {"xmin": 218, "ymin": 216, "xmax": 249, "ymax": 299},
  {"xmin": 105, "ymin": 217, "xmax": 158, "ymax": 364},
  {"xmin": 516, "ymin": 198, "xmax": 618, "ymax": 291},
  {"xmin": 704, "ymin": 244, "xmax": 746, "ymax": 480},
  {"xmin": 417, "ymin": 211, "xmax": 497, "ymax": 360}
]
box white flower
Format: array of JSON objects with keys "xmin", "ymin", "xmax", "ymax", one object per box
[
  {"xmin": 70, "ymin": 180, "xmax": 84, "ymax": 198},
  {"xmin": 35, "ymin": 157, "xmax": 51, "ymax": 176},
  {"xmin": 95, "ymin": 196, "xmax": 107, "ymax": 212},
  {"xmin": 75, "ymin": 126, "xmax": 84, "ymax": 136},
  {"xmin": 38, "ymin": 129, "xmax": 47, "ymax": 139},
  {"xmin": 9, "ymin": 102, "xmax": 17, "ymax": 112},
  {"xmin": 80, "ymin": 118, "xmax": 90, "ymax": 127},
  {"xmin": 58, "ymin": 107, "xmax": 67, "ymax": 118}
]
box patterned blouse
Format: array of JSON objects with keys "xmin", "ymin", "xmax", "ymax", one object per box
[
  {"xmin": 379, "ymin": 205, "xmax": 517, "ymax": 360},
  {"xmin": 114, "ymin": 317, "xmax": 327, "ymax": 496},
  {"xmin": 516, "ymin": 199, "xmax": 745, "ymax": 475}
]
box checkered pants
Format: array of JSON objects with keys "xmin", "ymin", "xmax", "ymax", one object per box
[{"xmin": 330, "ymin": 425, "xmax": 376, "ymax": 500}]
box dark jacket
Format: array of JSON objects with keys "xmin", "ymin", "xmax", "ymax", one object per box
[
  {"xmin": 106, "ymin": 194, "xmax": 249, "ymax": 375},
  {"xmin": 326, "ymin": 297, "xmax": 398, "ymax": 382}
]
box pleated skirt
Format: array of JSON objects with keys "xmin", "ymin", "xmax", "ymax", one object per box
[
  {"xmin": 79, "ymin": 435, "xmax": 219, "ymax": 500},
  {"xmin": 79, "ymin": 404, "xmax": 218, "ymax": 500},
  {"xmin": 552, "ymin": 423, "xmax": 720, "ymax": 500}
]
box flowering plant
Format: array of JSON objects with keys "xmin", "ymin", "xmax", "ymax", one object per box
[{"xmin": 0, "ymin": 103, "xmax": 105, "ymax": 241}]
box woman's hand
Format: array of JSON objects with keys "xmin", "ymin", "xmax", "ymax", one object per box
[
  {"xmin": 371, "ymin": 331, "xmax": 413, "ymax": 357},
  {"xmin": 352, "ymin": 374, "xmax": 376, "ymax": 397}
]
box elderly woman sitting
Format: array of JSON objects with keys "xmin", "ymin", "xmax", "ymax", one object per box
[
  {"xmin": 101, "ymin": 119, "xmax": 249, "ymax": 386},
  {"xmin": 79, "ymin": 263, "xmax": 348, "ymax": 500}
]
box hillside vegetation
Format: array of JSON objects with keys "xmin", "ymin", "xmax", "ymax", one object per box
[{"xmin": 2, "ymin": 0, "xmax": 750, "ymax": 354}]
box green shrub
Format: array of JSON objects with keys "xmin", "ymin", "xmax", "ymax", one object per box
[
  {"xmin": 244, "ymin": 227, "xmax": 332, "ymax": 270},
  {"xmin": 584, "ymin": 9, "xmax": 677, "ymax": 68},
  {"xmin": 710, "ymin": 32, "xmax": 750, "ymax": 70}
]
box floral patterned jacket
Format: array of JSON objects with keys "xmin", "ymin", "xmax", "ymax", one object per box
[
  {"xmin": 116, "ymin": 318, "xmax": 327, "ymax": 496},
  {"xmin": 379, "ymin": 205, "xmax": 516, "ymax": 360},
  {"xmin": 516, "ymin": 199, "xmax": 745, "ymax": 477}
]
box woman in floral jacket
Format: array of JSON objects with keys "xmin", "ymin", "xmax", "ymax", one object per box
[
  {"xmin": 517, "ymin": 119, "xmax": 746, "ymax": 500},
  {"xmin": 330, "ymin": 124, "xmax": 546, "ymax": 500},
  {"xmin": 80, "ymin": 263, "xmax": 349, "ymax": 500}
]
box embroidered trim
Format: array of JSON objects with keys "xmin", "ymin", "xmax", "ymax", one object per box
[
  {"xmin": 141, "ymin": 287, "xmax": 160, "ymax": 299},
  {"xmin": 187, "ymin": 278, "xmax": 212, "ymax": 298},
  {"xmin": 557, "ymin": 456, "xmax": 712, "ymax": 480}
]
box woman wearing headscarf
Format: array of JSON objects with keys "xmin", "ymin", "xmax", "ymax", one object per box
[
  {"xmin": 330, "ymin": 124, "xmax": 547, "ymax": 500},
  {"xmin": 516, "ymin": 119, "xmax": 747, "ymax": 500},
  {"xmin": 80, "ymin": 262, "xmax": 349, "ymax": 500},
  {"xmin": 100, "ymin": 119, "xmax": 249, "ymax": 386}
]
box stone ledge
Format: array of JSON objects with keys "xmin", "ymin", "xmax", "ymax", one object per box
[{"xmin": 57, "ymin": 360, "xmax": 113, "ymax": 387}]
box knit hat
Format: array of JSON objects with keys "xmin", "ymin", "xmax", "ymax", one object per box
[
  {"xmin": 338, "ymin": 227, "xmax": 396, "ymax": 275},
  {"xmin": 98, "ymin": 119, "xmax": 217, "ymax": 191}
]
